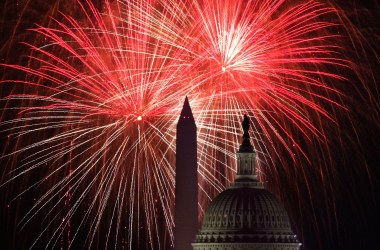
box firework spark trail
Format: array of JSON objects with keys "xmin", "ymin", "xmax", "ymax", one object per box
[
  {"xmin": 1, "ymin": 0, "xmax": 189, "ymax": 248},
  {"xmin": 0, "ymin": 0, "xmax": 370, "ymax": 249},
  {"xmin": 175, "ymin": 0, "xmax": 351, "ymax": 208}
]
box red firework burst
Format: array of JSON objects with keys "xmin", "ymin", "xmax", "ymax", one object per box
[{"xmin": 1, "ymin": 0, "xmax": 378, "ymax": 249}]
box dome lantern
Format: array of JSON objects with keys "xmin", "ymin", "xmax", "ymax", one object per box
[{"xmin": 234, "ymin": 114, "xmax": 261, "ymax": 188}]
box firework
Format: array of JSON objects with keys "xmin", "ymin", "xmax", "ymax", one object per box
[{"xmin": 0, "ymin": 0, "xmax": 378, "ymax": 249}]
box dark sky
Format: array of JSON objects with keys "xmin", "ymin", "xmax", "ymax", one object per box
[{"xmin": 0, "ymin": 1, "xmax": 379, "ymax": 250}]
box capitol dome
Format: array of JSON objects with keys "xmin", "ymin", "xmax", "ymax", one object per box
[{"xmin": 192, "ymin": 115, "xmax": 300, "ymax": 250}]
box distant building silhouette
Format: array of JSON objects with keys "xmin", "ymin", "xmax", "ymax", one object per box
[
  {"xmin": 174, "ymin": 96, "xmax": 198, "ymax": 250},
  {"xmin": 192, "ymin": 115, "xmax": 301, "ymax": 250},
  {"xmin": 173, "ymin": 99, "xmax": 300, "ymax": 250}
]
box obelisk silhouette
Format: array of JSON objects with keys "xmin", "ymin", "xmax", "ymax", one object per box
[{"xmin": 174, "ymin": 96, "xmax": 198, "ymax": 250}]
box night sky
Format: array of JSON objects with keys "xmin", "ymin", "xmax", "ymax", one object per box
[{"xmin": 1, "ymin": 0, "xmax": 379, "ymax": 249}]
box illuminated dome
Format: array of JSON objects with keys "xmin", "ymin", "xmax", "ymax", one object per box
[{"xmin": 192, "ymin": 115, "xmax": 300, "ymax": 250}]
